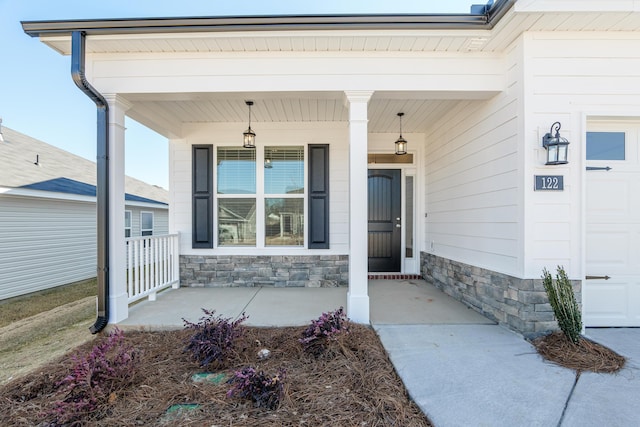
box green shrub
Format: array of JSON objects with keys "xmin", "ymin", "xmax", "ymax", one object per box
[{"xmin": 542, "ymin": 266, "xmax": 582, "ymax": 344}]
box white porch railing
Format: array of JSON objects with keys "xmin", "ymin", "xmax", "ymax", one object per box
[{"xmin": 126, "ymin": 234, "xmax": 179, "ymax": 304}]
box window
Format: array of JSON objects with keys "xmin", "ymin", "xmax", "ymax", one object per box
[
  {"xmin": 405, "ymin": 176, "xmax": 414, "ymax": 258},
  {"xmin": 124, "ymin": 210, "xmax": 132, "ymax": 238},
  {"xmin": 217, "ymin": 147, "xmax": 257, "ymax": 246},
  {"xmin": 587, "ymin": 132, "xmax": 625, "ymax": 160},
  {"xmin": 141, "ymin": 211, "xmax": 154, "ymax": 236},
  {"xmin": 264, "ymin": 146, "xmax": 304, "ymax": 246},
  {"xmin": 216, "ymin": 145, "xmax": 304, "ymax": 247}
]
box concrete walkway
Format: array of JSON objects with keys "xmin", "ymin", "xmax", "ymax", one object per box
[
  {"xmin": 120, "ymin": 280, "xmax": 640, "ymax": 426},
  {"xmin": 375, "ymin": 324, "xmax": 640, "ymax": 427}
]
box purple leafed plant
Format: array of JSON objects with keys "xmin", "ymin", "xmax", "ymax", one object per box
[
  {"xmin": 226, "ymin": 366, "xmax": 285, "ymax": 410},
  {"xmin": 45, "ymin": 328, "xmax": 138, "ymax": 426},
  {"xmin": 299, "ymin": 307, "xmax": 350, "ymax": 352},
  {"xmin": 183, "ymin": 309, "xmax": 247, "ymax": 367}
]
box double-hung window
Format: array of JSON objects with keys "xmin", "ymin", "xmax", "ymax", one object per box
[
  {"xmin": 216, "ymin": 145, "xmax": 304, "ymax": 247},
  {"xmin": 141, "ymin": 211, "xmax": 154, "ymax": 236},
  {"xmin": 124, "ymin": 210, "xmax": 132, "ymax": 238}
]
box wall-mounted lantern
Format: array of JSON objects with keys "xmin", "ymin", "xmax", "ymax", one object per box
[{"xmin": 542, "ymin": 121, "xmax": 569, "ymax": 165}]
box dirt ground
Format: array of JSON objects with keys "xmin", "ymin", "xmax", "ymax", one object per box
[{"xmin": 0, "ymin": 297, "xmax": 96, "ymax": 385}]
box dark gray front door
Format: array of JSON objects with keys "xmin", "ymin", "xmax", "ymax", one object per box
[{"xmin": 368, "ymin": 169, "xmax": 401, "ymax": 272}]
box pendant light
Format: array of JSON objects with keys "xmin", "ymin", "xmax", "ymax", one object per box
[
  {"xmin": 243, "ymin": 100, "xmax": 256, "ymax": 149},
  {"xmin": 395, "ymin": 112, "xmax": 407, "ymax": 155}
]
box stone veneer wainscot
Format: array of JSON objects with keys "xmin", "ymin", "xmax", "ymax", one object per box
[
  {"xmin": 421, "ymin": 252, "xmax": 582, "ymax": 338},
  {"xmin": 180, "ymin": 255, "xmax": 348, "ymax": 288}
]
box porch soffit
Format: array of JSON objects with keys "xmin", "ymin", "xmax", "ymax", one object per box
[{"xmin": 124, "ymin": 93, "xmax": 489, "ymax": 137}]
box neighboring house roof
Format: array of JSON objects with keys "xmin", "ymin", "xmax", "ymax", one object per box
[{"xmin": 0, "ymin": 126, "xmax": 168, "ymax": 205}]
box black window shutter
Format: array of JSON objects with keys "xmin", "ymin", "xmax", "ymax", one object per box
[
  {"xmin": 192, "ymin": 145, "xmax": 213, "ymax": 248},
  {"xmin": 308, "ymin": 144, "xmax": 329, "ymax": 249}
]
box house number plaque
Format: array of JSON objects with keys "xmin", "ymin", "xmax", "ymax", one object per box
[{"xmin": 534, "ymin": 175, "xmax": 564, "ymax": 191}]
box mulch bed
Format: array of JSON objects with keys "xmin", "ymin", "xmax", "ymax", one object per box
[
  {"xmin": 533, "ymin": 331, "xmax": 626, "ymax": 373},
  {"xmin": 0, "ymin": 324, "xmax": 432, "ymax": 426}
]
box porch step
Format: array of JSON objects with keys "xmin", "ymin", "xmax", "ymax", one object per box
[{"xmin": 368, "ymin": 274, "xmax": 422, "ymax": 280}]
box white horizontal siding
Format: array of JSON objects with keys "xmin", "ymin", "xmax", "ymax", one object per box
[
  {"xmin": 424, "ymin": 41, "xmax": 523, "ymax": 277},
  {"xmin": 0, "ymin": 195, "xmax": 97, "ymax": 300},
  {"xmin": 523, "ymin": 31, "xmax": 640, "ymax": 278},
  {"xmin": 126, "ymin": 205, "xmax": 169, "ymax": 236}
]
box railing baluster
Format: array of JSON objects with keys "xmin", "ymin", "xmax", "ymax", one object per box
[{"xmin": 125, "ymin": 234, "xmax": 180, "ymax": 304}]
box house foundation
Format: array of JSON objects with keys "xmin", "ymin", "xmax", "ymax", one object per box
[
  {"xmin": 180, "ymin": 255, "xmax": 348, "ymax": 288},
  {"xmin": 420, "ymin": 252, "xmax": 581, "ymax": 338}
]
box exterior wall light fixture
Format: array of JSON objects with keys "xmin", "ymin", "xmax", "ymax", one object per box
[
  {"xmin": 542, "ymin": 121, "xmax": 569, "ymax": 165},
  {"xmin": 243, "ymin": 100, "xmax": 256, "ymax": 148},
  {"xmin": 395, "ymin": 112, "xmax": 407, "ymax": 155}
]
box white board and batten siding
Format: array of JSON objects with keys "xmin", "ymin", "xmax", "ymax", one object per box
[
  {"xmin": 525, "ymin": 31, "xmax": 640, "ymax": 326},
  {"xmin": 423, "ymin": 39, "xmax": 523, "ymax": 278},
  {"xmin": 172, "ymin": 123, "xmax": 350, "ymax": 256},
  {"xmin": 0, "ymin": 195, "xmax": 97, "ymax": 300}
]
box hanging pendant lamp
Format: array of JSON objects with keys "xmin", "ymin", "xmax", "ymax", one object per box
[
  {"xmin": 395, "ymin": 112, "xmax": 407, "ymax": 155},
  {"xmin": 243, "ymin": 100, "xmax": 256, "ymax": 149}
]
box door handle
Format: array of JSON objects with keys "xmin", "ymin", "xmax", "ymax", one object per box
[{"xmin": 585, "ymin": 275, "xmax": 611, "ymax": 280}]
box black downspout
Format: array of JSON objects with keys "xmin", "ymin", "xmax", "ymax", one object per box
[{"xmin": 71, "ymin": 31, "xmax": 110, "ymax": 334}]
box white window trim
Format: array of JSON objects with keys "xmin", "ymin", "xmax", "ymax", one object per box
[
  {"xmin": 140, "ymin": 211, "xmax": 154, "ymax": 236},
  {"xmin": 214, "ymin": 143, "xmax": 307, "ymax": 249}
]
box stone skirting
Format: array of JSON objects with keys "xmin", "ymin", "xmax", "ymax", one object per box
[
  {"xmin": 420, "ymin": 252, "xmax": 582, "ymax": 338},
  {"xmin": 180, "ymin": 255, "xmax": 348, "ymax": 288}
]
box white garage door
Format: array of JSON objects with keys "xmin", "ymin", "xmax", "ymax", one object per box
[{"xmin": 585, "ymin": 125, "xmax": 640, "ymax": 327}]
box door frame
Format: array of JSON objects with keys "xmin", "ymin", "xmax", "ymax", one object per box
[{"xmin": 367, "ymin": 156, "xmax": 418, "ymax": 274}]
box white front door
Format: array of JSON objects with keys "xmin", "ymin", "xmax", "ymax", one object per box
[{"xmin": 584, "ymin": 124, "xmax": 640, "ymax": 326}]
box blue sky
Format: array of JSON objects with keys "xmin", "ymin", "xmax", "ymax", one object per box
[{"xmin": 0, "ymin": 0, "xmax": 477, "ymax": 190}]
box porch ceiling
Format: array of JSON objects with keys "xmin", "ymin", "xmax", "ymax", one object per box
[{"xmin": 123, "ymin": 92, "xmax": 486, "ymax": 137}]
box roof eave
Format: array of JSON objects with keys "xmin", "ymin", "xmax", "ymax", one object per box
[{"xmin": 22, "ymin": 1, "xmax": 515, "ymax": 37}]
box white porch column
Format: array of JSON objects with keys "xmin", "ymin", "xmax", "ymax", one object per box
[
  {"xmin": 344, "ymin": 91, "xmax": 373, "ymax": 323},
  {"xmin": 104, "ymin": 94, "xmax": 132, "ymax": 324}
]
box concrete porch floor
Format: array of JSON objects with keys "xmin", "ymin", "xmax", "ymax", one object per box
[{"xmin": 118, "ymin": 279, "xmax": 494, "ymax": 329}]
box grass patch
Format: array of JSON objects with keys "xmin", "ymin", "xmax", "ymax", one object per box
[{"xmin": 0, "ymin": 279, "xmax": 96, "ymax": 328}]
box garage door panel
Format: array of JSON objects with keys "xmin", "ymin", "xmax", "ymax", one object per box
[
  {"xmin": 585, "ymin": 124, "xmax": 639, "ymax": 327},
  {"xmin": 586, "ymin": 180, "xmax": 630, "ymax": 216},
  {"xmin": 584, "ymin": 282, "xmax": 627, "ymax": 317},
  {"xmin": 586, "ymin": 231, "xmax": 631, "ymax": 272},
  {"xmin": 630, "ymin": 281, "xmax": 640, "ymax": 323}
]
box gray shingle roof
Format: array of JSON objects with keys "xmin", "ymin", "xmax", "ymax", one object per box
[{"xmin": 0, "ymin": 126, "xmax": 168, "ymax": 204}]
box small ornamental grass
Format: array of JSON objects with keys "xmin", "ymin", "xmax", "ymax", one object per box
[
  {"xmin": 542, "ymin": 266, "xmax": 582, "ymax": 344},
  {"xmin": 45, "ymin": 328, "xmax": 138, "ymax": 426},
  {"xmin": 226, "ymin": 366, "xmax": 285, "ymax": 410},
  {"xmin": 183, "ymin": 309, "xmax": 247, "ymax": 368},
  {"xmin": 299, "ymin": 307, "xmax": 350, "ymax": 355}
]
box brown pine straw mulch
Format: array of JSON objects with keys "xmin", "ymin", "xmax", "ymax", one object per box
[
  {"xmin": 532, "ymin": 331, "xmax": 626, "ymax": 373},
  {"xmin": 0, "ymin": 324, "xmax": 433, "ymax": 426}
]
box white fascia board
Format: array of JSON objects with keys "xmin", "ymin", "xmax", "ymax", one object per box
[
  {"xmin": 125, "ymin": 200, "xmax": 168, "ymax": 209},
  {"xmin": 0, "ymin": 186, "xmax": 95, "ymax": 203}
]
